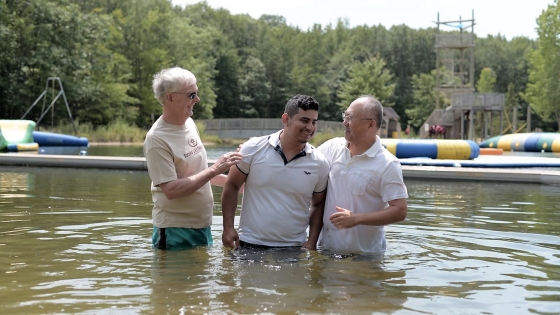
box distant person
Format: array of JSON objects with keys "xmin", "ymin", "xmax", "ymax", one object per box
[
  {"xmin": 317, "ymin": 95, "xmax": 408, "ymax": 253},
  {"xmin": 221, "ymin": 94, "xmax": 329, "ymax": 250},
  {"xmin": 144, "ymin": 67, "xmax": 242, "ymax": 250}
]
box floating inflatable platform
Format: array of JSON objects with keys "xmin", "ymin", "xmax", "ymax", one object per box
[
  {"xmin": 480, "ymin": 133, "xmax": 560, "ymax": 152},
  {"xmin": 399, "ymin": 155, "xmax": 560, "ymax": 168},
  {"xmin": 6, "ymin": 142, "xmax": 40, "ymax": 152},
  {"xmin": 0, "ymin": 120, "xmax": 88, "ymax": 152},
  {"xmin": 33, "ymin": 131, "xmax": 89, "ymax": 147},
  {"xmin": 381, "ymin": 139, "xmax": 480, "ymax": 160}
]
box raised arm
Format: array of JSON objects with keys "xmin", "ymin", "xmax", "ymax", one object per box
[{"xmin": 159, "ymin": 152, "xmax": 242, "ymax": 199}]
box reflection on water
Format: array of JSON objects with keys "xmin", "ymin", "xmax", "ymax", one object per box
[{"xmin": 0, "ymin": 166, "xmax": 559, "ymax": 314}]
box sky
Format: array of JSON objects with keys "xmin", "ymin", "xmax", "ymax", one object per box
[{"xmin": 172, "ymin": 0, "xmax": 555, "ymax": 40}]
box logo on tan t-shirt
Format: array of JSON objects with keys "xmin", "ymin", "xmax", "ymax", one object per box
[{"xmin": 188, "ymin": 137, "xmax": 198, "ymax": 147}]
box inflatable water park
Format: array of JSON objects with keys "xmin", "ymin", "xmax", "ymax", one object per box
[
  {"xmin": 0, "ymin": 120, "xmax": 88, "ymax": 153},
  {"xmin": 381, "ymin": 138, "xmax": 480, "ymax": 160},
  {"xmin": 2, "ymin": 118, "xmax": 559, "ymax": 168},
  {"xmin": 480, "ymin": 133, "xmax": 560, "ymax": 153}
]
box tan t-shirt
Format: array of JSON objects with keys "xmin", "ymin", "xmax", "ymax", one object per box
[{"xmin": 143, "ymin": 117, "xmax": 213, "ymax": 228}]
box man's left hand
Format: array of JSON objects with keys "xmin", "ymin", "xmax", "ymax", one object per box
[{"xmin": 329, "ymin": 206, "xmax": 358, "ymax": 229}]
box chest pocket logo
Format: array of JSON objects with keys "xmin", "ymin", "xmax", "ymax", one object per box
[
  {"xmin": 348, "ymin": 172, "xmax": 370, "ymax": 195},
  {"xmin": 188, "ymin": 137, "xmax": 198, "ymax": 147}
]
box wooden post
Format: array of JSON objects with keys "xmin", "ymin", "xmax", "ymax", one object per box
[
  {"xmin": 527, "ymin": 105, "xmax": 531, "ymax": 132},
  {"xmin": 461, "ymin": 110, "xmax": 465, "ymax": 140},
  {"xmin": 469, "ymin": 111, "xmax": 474, "ymax": 140},
  {"xmin": 512, "ymin": 104, "xmax": 517, "ymax": 132}
]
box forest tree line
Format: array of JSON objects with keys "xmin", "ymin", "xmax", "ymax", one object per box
[{"xmin": 1, "ymin": 0, "xmax": 559, "ymax": 133}]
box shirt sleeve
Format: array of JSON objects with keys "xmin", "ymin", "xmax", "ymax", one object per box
[
  {"xmin": 314, "ymin": 158, "xmax": 330, "ymax": 193},
  {"xmin": 236, "ymin": 137, "xmax": 260, "ymax": 175},
  {"xmin": 380, "ymin": 160, "xmax": 408, "ymax": 202},
  {"xmin": 145, "ymin": 140, "xmax": 178, "ymax": 186},
  {"xmin": 317, "ymin": 138, "xmax": 335, "ymax": 165}
]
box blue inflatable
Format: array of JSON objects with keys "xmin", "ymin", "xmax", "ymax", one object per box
[
  {"xmin": 480, "ymin": 133, "xmax": 560, "ymax": 152},
  {"xmin": 381, "ymin": 139, "xmax": 480, "ymax": 160},
  {"xmin": 33, "ymin": 131, "xmax": 89, "ymax": 147}
]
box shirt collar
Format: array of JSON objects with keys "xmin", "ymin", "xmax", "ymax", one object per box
[
  {"xmin": 345, "ymin": 135, "xmax": 382, "ymax": 158},
  {"xmin": 269, "ymin": 130, "xmax": 314, "ymax": 153}
]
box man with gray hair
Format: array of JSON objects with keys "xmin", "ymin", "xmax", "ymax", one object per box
[
  {"xmin": 317, "ymin": 95, "xmax": 408, "ymax": 253},
  {"xmin": 144, "ymin": 66, "xmax": 242, "ymax": 250}
]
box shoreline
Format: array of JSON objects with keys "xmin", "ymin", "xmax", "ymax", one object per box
[
  {"xmin": 88, "ymin": 142, "xmax": 144, "ymax": 146},
  {"xmin": 88, "ymin": 139, "xmax": 247, "ymax": 147}
]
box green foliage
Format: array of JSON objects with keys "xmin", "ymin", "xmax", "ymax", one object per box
[
  {"xmin": 43, "ymin": 118, "xmax": 146, "ymax": 143},
  {"xmin": 0, "ymin": 0, "xmax": 555, "ymax": 133},
  {"xmin": 523, "ymin": 1, "xmax": 560, "ymax": 130},
  {"xmin": 337, "ymin": 55, "xmax": 396, "ymax": 110},
  {"xmin": 240, "ymin": 56, "xmax": 271, "ymax": 117},
  {"xmin": 212, "ymin": 41, "xmax": 243, "ymax": 118},
  {"xmin": 476, "ymin": 68, "xmax": 497, "ymax": 93},
  {"xmin": 405, "ymin": 69, "xmax": 448, "ymax": 132},
  {"xmin": 309, "ymin": 129, "xmax": 342, "ymax": 147},
  {"xmin": 501, "ymin": 83, "xmax": 523, "ymax": 133},
  {"xmin": 475, "ymin": 35, "xmax": 534, "ymax": 97}
]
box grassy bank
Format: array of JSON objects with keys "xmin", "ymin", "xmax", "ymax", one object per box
[{"xmin": 42, "ymin": 119, "xmax": 342, "ymax": 147}]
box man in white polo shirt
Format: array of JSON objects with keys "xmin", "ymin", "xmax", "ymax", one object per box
[
  {"xmin": 221, "ymin": 94, "xmax": 330, "ymax": 249},
  {"xmin": 317, "ymin": 95, "xmax": 408, "ymax": 253}
]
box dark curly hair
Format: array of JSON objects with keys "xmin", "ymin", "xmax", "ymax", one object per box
[{"xmin": 284, "ymin": 94, "xmax": 319, "ymax": 117}]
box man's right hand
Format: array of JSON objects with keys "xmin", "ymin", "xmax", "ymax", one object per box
[
  {"xmin": 222, "ymin": 228, "xmax": 240, "ymax": 249},
  {"xmin": 212, "ymin": 152, "xmax": 242, "ymax": 174}
]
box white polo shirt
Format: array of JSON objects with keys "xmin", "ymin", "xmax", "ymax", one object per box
[
  {"xmin": 236, "ymin": 130, "xmax": 330, "ymax": 246},
  {"xmin": 317, "ymin": 136, "xmax": 408, "ymax": 253}
]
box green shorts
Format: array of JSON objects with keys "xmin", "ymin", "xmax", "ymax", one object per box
[{"xmin": 152, "ymin": 226, "xmax": 213, "ymax": 250}]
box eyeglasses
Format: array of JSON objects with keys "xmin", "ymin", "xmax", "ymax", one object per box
[
  {"xmin": 171, "ymin": 91, "xmax": 199, "ymax": 99},
  {"xmin": 341, "ymin": 112, "xmax": 376, "ymax": 123}
]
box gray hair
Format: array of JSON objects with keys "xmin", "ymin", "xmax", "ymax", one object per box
[
  {"xmin": 152, "ymin": 67, "xmax": 197, "ymax": 105},
  {"xmin": 357, "ymin": 95, "xmax": 383, "ymax": 126}
]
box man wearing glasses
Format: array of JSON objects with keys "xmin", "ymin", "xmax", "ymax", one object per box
[
  {"xmin": 317, "ymin": 95, "xmax": 408, "ymax": 254},
  {"xmin": 144, "ymin": 67, "xmax": 242, "ymax": 250}
]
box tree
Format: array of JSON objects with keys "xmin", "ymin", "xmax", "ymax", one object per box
[
  {"xmin": 212, "ymin": 43, "xmax": 242, "ymax": 118},
  {"xmin": 337, "ymin": 55, "xmax": 395, "ymax": 110},
  {"xmin": 287, "ymin": 25, "xmax": 330, "ymax": 119},
  {"xmin": 239, "ymin": 56, "xmax": 271, "ymax": 117},
  {"xmin": 476, "ymin": 67, "xmax": 496, "ymax": 93},
  {"xmin": 523, "ymin": 1, "xmax": 560, "ymax": 130},
  {"xmin": 502, "ymin": 82, "xmax": 523, "ymax": 133},
  {"xmin": 405, "ymin": 69, "xmax": 448, "ymax": 133},
  {"xmin": 256, "ymin": 20, "xmax": 297, "ymax": 117},
  {"xmin": 0, "ymin": 0, "xmax": 137, "ymax": 127}
]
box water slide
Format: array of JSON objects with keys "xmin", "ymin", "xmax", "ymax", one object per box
[
  {"xmin": 480, "ymin": 133, "xmax": 560, "ymax": 152},
  {"xmin": 0, "ymin": 120, "xmax": 38, "ymax": 151}
]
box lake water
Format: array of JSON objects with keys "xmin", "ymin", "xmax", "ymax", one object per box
[
  {"xmin": 1, "ymin": 155, "xmax": 559, "ymax": 314},
  {"xmin": 73, "ymin": 144, "xmax": 238, "ymax": 160}
]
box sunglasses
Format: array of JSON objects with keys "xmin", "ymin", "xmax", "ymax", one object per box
[{"xmin": 171, "ymin": 91, "xmax": 199, "ymax": 99}]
